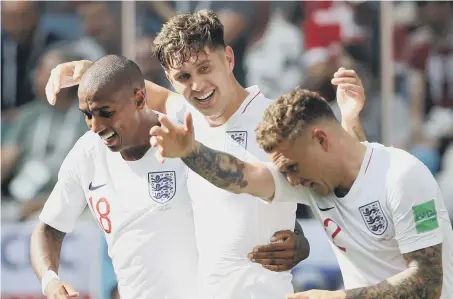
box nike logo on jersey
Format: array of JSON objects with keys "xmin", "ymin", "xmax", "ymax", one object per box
[
  {"xmin": 89, "ymin": 182, "xmax": 106, "ymax": 191},
  {"xmin": 317, "ymin": 204, "xmax": 335, "ymax": 211}
]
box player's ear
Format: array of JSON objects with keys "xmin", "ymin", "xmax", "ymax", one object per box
[
  {"xmin": 224, "ymin": 46, "xmax": 235, "ymax": 73},
  {"xmin": 312, "ymin": 128, "xmax": 329, "ymax": 152},
  {"xmin": 134, "ymin": 88, "xmax": 146, "ymax": 110}
]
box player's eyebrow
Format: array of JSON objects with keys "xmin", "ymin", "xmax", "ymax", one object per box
[
  {"xmin": 174, "ymin": 59, "xmax": 211, "ymax": 77},
  {"xmin": 90, "ymin": 105, "xmax": 111, "ymax": 112}
]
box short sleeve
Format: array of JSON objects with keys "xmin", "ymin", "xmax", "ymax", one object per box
[
  {"xmin": 165, "ymin": 94, "xmax": 187, "ymax": 125},
  {"xmin": 266, "ymin": 163, "xmax": 311, "ymax": 205},
  {"xmin": 388, "ymin": 159, "xmax": 444, "ymax": 254},
  {"xmin": 39, "ymin": 139, "xmax": 88, "ymax": 233}
]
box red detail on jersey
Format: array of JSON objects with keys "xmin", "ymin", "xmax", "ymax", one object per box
[
  {"xmin": 89, "ymin": 197, "xmax": 112, "ymax": 234},
  {"xmin": 241, "ymin": 91, "xmax": 261, "ymax": 114},
  {"xmin": 365, "ymin": 148, "xmax": 374, "ymax": 174},
  {"xmin": 323, "ymin": 218, "xmax": 346, "ymax": 252}
]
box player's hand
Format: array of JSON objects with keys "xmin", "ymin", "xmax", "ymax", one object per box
[
  {"xmin": 248, "ymin": 230, "xmax": 309, "ymax": 272},
  {"xmin": 331, "ymin": 67, "xmax": 365, "ymax": 121},
  {"xmin": 45, "ymin": 60, "xmax": 93, "ymax": 105},
  {"xmin": 287, "ymin": 289, "xmax": 345, "ymax": 299},
  {"xmin": 45, "ymin": 280, "xmax": 79, "ymax": 299},
  {"xmin": 150, "ymin": 112, "xmax": 196, "ymax": 158}
]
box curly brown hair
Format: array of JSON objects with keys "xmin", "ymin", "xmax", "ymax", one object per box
[
  {"xmin": 152, "ymin": 9, "xmax": 225, "ymax": 70},
  {"xmin": 256, "ymin": 88, "xmax": 337, "ymax": 153}
]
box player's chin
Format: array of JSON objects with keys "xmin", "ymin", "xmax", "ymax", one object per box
[{"xmin": 106, "ymin": 143, "xmax": 122, "ymax": 152}]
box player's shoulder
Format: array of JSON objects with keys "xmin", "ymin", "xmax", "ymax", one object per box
[
  {"xmin": 65, "ymin": 130, "xmax": 102, "ymax": 164},
  {"xmin": 369, "ymin": 142, "xmax": 437, "ymax": 190},
  {"xmin": 165, "ymin": 93, "xmax": 187, "ymax": 124},
  {"xmin": 239, "ymin": 85, "xmax": 273, "ymax": 117}
]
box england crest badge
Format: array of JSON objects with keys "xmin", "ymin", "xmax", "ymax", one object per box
[
  {"xmin": 148, "ymin": 171, "xmax": 176, "ymax": 204},
  {"xmin": 225, "ymin": 131, "xmax": 248, "ymax": 158},
  {"xmin": 359, "ymin": 201, "xmax": 388, "ymax": 235}
]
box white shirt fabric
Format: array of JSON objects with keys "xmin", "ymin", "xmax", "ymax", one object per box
[
  {"xmin": 40, "ymin": 129, "xmax": 199, "ymax": 299},
  {"xmin": 168, "ymin": 86, "xmax": 297, "ymax": 299},
  {"xmin": 268, "ymin": 142, "xmax": 453, "ymax": 297}
]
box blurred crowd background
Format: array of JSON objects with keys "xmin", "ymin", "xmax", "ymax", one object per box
[{"xmin": 1, "ymin": 1, "xmax": 453, "ymax": 298}]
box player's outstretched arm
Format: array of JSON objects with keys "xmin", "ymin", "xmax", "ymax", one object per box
[
  {"xmin": 183, "ymin": 141, "xmax": 276, "ymax": 200},
  {"xmin": 30, "ymin": 222, "xmax": 79, "ymax": 298},
  {"xmin": 150, "ymin": 113, "xmax": 276, "ymax": 200},
  {"xmin": 45, "ymin": 59, "xmax": 175, "ymax": 113}
]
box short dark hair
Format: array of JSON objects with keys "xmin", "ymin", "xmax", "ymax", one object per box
[
  {"xmin": 152, "ymin": 9, "xmax": 225, "ymax": 69},
  {"xmin": 79, "ymin": 54, "xmax": 144, "ymax": 99},
  {"xmin": 256, "ymin": 88, "xmax": 337, "ymax": 153}
]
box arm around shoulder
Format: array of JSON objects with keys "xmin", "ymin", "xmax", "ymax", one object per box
[{"xmin": 144, "ymin": 80, "xmax": 177, "ymax": 114}]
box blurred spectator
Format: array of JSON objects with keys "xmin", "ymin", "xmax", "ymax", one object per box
[
  {"xmin": 437, "ymin": 144, "xmax": 453, "ymax": 222},
  {"xmin": 77, "ymin": 1, "xmax": 122, "ymax": 55},
  {"xmin": 300, "ymin": 1, "xmax": 362, "ymax": 101},
  {"xmin": 135, "ymin": 35, "xmax": 169, "ymax": 88},
  {"xmin": 1, "ymin": 47, "xmax": 88, "ymax": 221},
  {"xmin": 1, "ymin": 1, "xmax": 64, "ymax": 117},
  {"xmin": 244, "ymin": 2, "xmax": 304, "ymax": 99},
  {"xmin": 406, "ymin": 1, "xmax": 453, "ymax": 174}
]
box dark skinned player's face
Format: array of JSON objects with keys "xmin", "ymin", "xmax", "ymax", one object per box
[{"xmin": 78, "ymin": 87, "xmax": 145, "ymax": 152}]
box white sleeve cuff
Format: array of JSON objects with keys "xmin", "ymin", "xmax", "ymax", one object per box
[{"xmin": 398, "ymin": 231, "xmax": 443, "ymax": 254}]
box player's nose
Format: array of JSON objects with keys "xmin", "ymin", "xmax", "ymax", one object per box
[
  {"xmin": 89, "ymin": 117, "xmax": 105, "ymax": 134},
  {"xmin": 286, "ymin": 174, "xmax": 300, "ymax": 186},
  {"xmin": 191, "ymin": 78, "xmax": 204, "ymax": 92}
]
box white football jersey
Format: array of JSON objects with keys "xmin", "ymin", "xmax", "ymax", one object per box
[
  {"xmin": 269, "ymin": 142, "xmax": 453, "ymax": 298},
  {"xmin": 40, "ymin": 129, "xmax": 199, "ymax": 299},
  {"xmin": 168, "ymin": 86, "xmax": 297, "ymax": 299}
]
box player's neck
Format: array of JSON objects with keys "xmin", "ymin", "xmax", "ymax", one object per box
[
  {"xmin": 120, "ymin": 111, "xmax": 159, "ymax": 161},
  {"xmin": 336, "ymin": 137, "xmax": 367, "ymax": 191},
  {"xmin": 205, "ymin": 79, "xmax": 249, "ymax": 127}
]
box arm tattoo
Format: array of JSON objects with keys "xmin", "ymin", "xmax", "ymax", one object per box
[
  {"xmin": 182, "ymin": 142, "xmax": 249, "ymax": 192},
  {"xmin": 353, "ymin": 126, "xmax": 366, "ymax": 142},
  {"xmin": 345, "ymin": 244, "xmax": 443, "ymax": 299},
  {"xmin": 44, "ymin": 224, "xmax": 66, "ymax": 242}
]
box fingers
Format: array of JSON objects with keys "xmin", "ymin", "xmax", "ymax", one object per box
[
  {"xmin": 63, "ymin": 283, "xmax": 79, "ymax": 297},
  {"xmin": 249, "ymin": 249, "xmax": 294, "ymax": 260},
  {"xmin": 252, "ymin": 239, "xmax": 295, "ymax": 253},
  {"xmin": 46, "ymin": 63, "xmax": 73, "ymax": 105},
  {"xmin": 333, "ymin": 68, "xmax": 358, "ymax": 79},
  {"xmin": 332, "ymin": 68, "xmax": 362, "ymax": 86},
  {"xmin": 150, "ymin": 126, "xmax": 168, "ymax": 138},
  {"xmin": 271, "ymin": 230, "xmax": 294, "ymax": 242},
  {"xmin": 336, "ymin": 83, "xmax": 364, "ymax": 95},
  {"xmin": 287, "ymin": 293, "xmax": 309, "ymax": 299},
  {"xmin": 331, "ymin": 77, "xmax": 358, "ymax": 86},
  {"xmin": 72, "ymin": 64, "xmax": 84, "ymax": 81},
  {"xmin": 262, "ymin": 264, "xmax": 293, "ymax": 272},
  {"xmin": 184, "ymin": 112, "xmax": 193, "ymax": 134},
  {"xmin": 158, "ymin": 114, "xmax": 175, "ymax": 130}
]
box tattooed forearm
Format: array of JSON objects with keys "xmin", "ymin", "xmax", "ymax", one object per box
[
  {"xmin": 44, "ymin": 224, "xmax": 66, "ymax": 241},
  {"xmin": 342, "ymin": 119, "xmax": 367, "ymax": 142},
  {"xmin": 344, "ymin": 244, "xmax": 443, "ymax": 299},
  {"xmin": 352, "ymin": 126, "xmax": 366, "ymax": 142},
  {"xmin": 182, "ymin": 142, "xmax": 249, "ymax": 192}
]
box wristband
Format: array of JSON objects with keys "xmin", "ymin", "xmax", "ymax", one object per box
[{"xmin": 41, "ymin": 270, "xmax": 60, "ymax": 295}]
